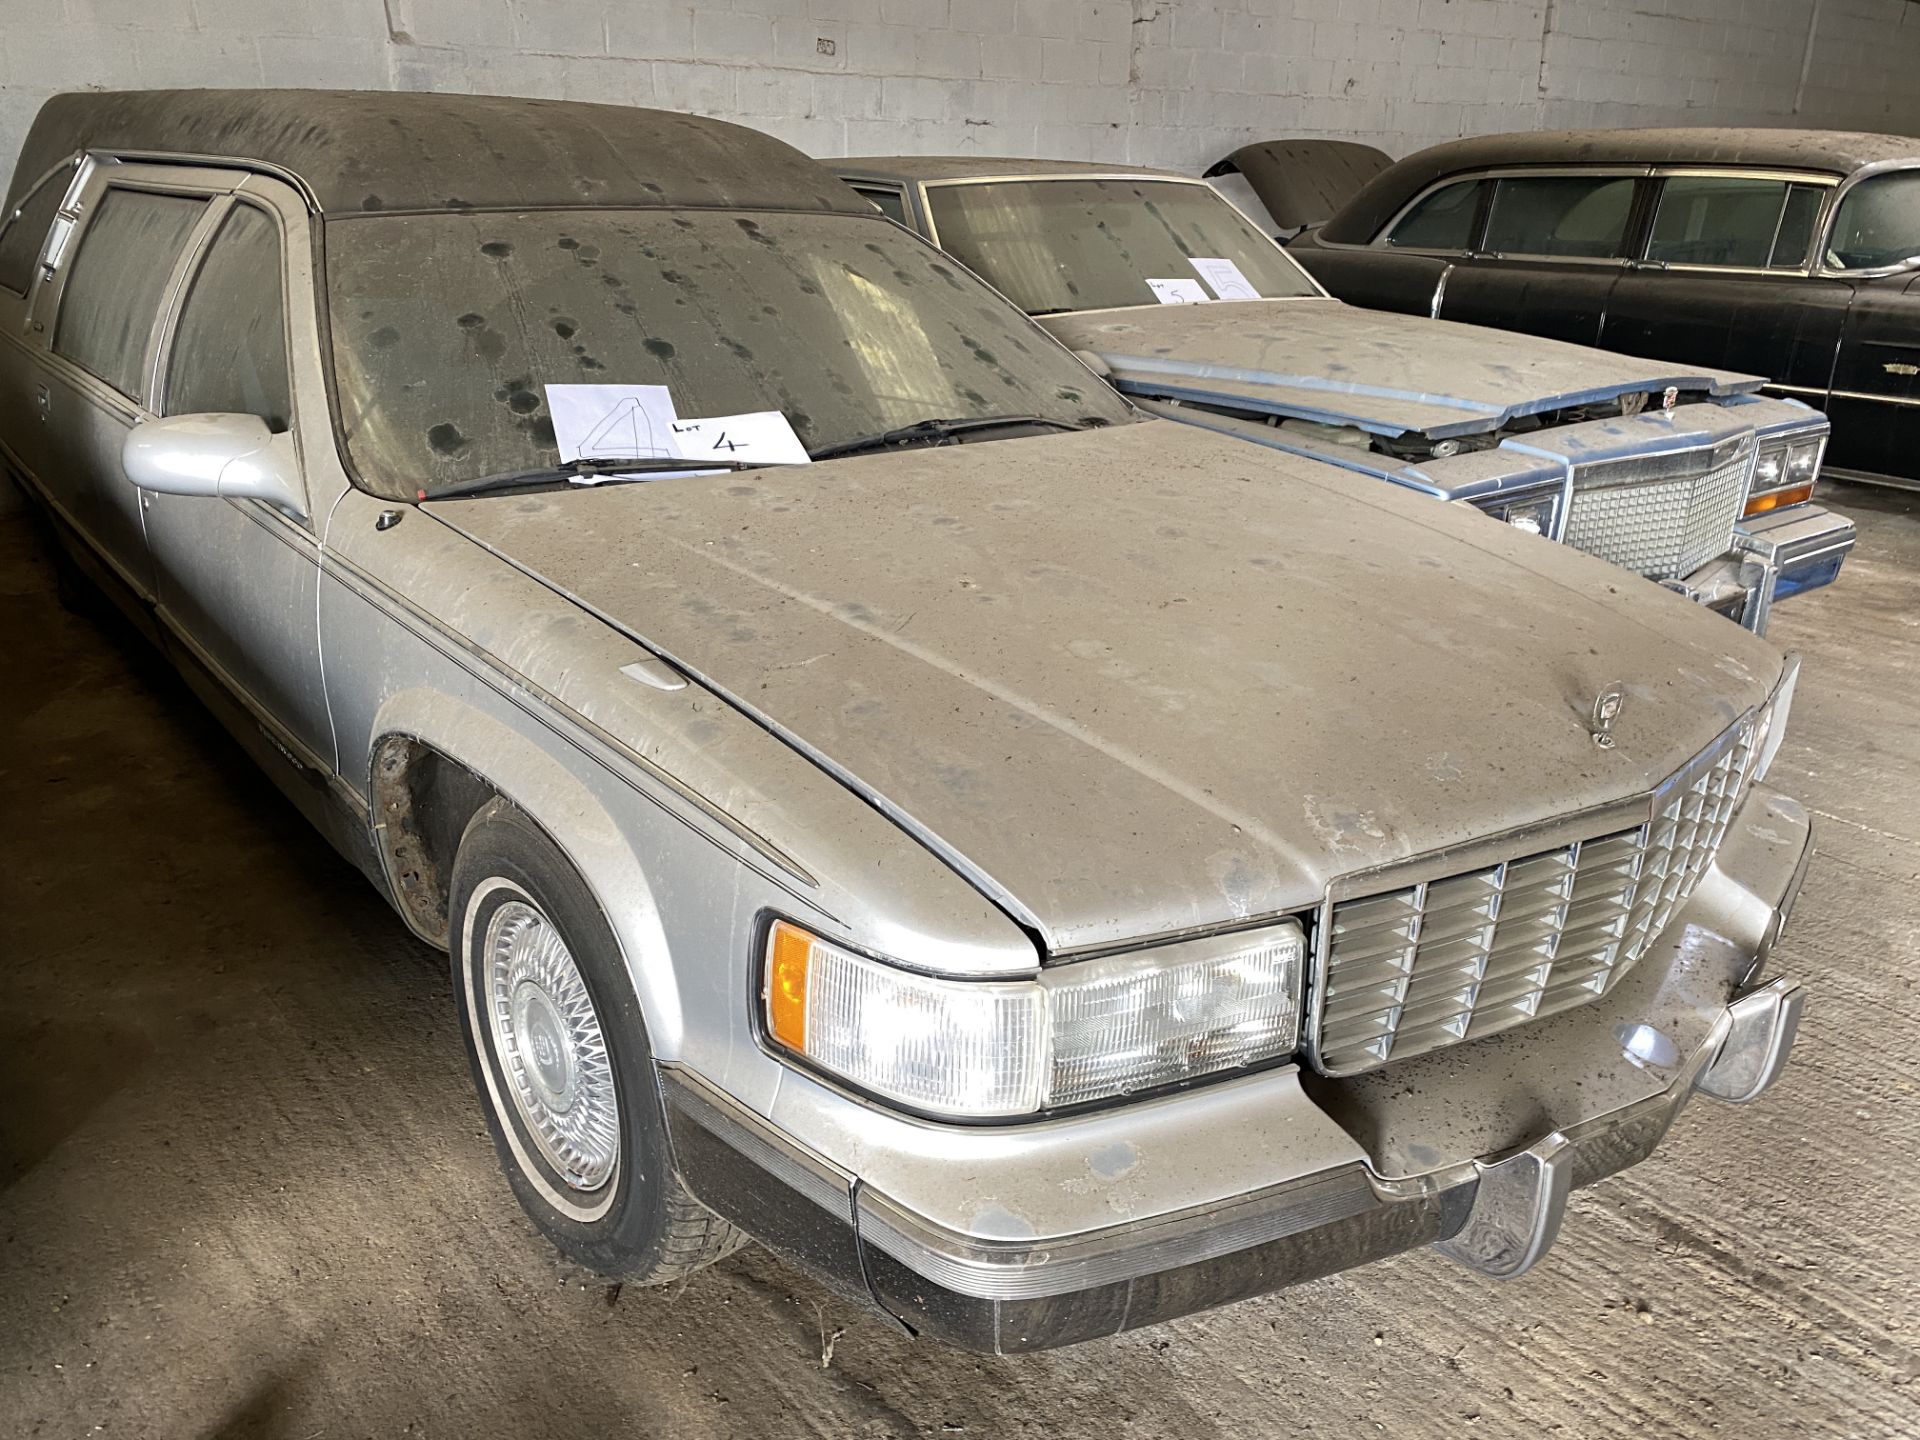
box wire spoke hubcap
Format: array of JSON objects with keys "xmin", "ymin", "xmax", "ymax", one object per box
[{"xmin": 485, "ymin": 900, "xmax": 619, "ymax": 1192}]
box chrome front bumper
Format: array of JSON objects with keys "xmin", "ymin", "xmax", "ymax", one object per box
[
  {"xmin": 1662, "ymin": 502, "xmax": 1855, "ymax": 634},
  {"xmin": 661, "ymin": 786, "xmax": 1814, "ymax": 1353}
]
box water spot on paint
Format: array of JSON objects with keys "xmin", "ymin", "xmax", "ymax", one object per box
[{"xmin": 427, "ymin": 422, "xmax": 470, "ymax": 457}]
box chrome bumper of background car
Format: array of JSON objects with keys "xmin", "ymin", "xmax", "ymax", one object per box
[
  {"xmin": 1656, "ymin": 502, "xmax": 1854, "ymax": 634},
  {"xmin": 1737, "ymin": 502, "xmax": 1858, "ymax": 604},
  {"xmin": 659, "ymin": 786, "xmax": 1813, "ymax": 1354}
]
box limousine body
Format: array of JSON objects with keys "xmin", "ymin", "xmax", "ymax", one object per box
[{"xmin": 1280, "ymin": 128, "xmax": 1920, "ymax": 492}]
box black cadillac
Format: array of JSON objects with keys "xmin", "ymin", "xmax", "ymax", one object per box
[{"xmin": 1270, "ymin": 128, "xmax": 1920, "ymax": 492}]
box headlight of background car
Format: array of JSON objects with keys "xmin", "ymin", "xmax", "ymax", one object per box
[
  {"xmin": 1746, "ymin": 429, "xmax": 1826, "ymax": 517},
  {"xmin": 763, "ymin": 919, "xmax": 1305, "ymax": 1118},
  {"xmin": 1475, "ymin": 488, "xmax": 1560, "ymax": 538}
]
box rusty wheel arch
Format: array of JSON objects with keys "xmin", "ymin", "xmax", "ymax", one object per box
[{"xmin": 369, "ymin": 734, "xmax": 502, "ymax": 949}]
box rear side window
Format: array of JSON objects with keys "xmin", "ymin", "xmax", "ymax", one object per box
[
  {"xmin": 1646, "ymin": 176, "xmax": 1825, "ymax": 269},
  {"xmin": 852, "ymin": 185, "xmax": 908, "ymax": 225},
  {"xmin": 166, "ymin": 206, "xmax": 291, "ymax": 431},
  {"xmin": 0, "ymin": 169, "xmax": 71, "ymax": 295},
  {"xmin": 54, "ymin": 189, "xmax": 208, "ymax": 400},
  {"xmin": 1482, "ymin": 175, "xmax": 1636, "ymax": 259},
  {"xmin": 1385, "ymin": 179, "xmax": 1480, "ymax": 251}
]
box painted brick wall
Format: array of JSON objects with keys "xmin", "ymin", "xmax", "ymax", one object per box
[{"xmin": 3, "ymin": 0, "xmax": 1919, "ymax": 199}]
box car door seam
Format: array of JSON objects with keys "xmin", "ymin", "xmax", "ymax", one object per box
[{"xmin": 316, "ymin": 482, "xmax": 351, "ymax": 776}]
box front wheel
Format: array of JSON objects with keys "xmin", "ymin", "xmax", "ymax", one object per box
[{"xmin": 449, "ymin": 798, "xmax": 745, "ymax": 1282}]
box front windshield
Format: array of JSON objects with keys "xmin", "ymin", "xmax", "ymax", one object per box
[
  {"xmin": 325, "ymin": 208, "xmax": 1132, "ymax": 497},
  {"xmin": 1826, "ymin": 170, "xmax": 1920, "ymax": 270},
  {"xmin": 923, "ymin": 177, "xmax": 1320, "ymax": 315}
]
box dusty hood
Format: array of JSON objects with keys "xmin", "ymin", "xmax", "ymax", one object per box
[
  {"xmin": 1041, "ymin": 298, "xmax": 1761, "ymax": 441},
  {"xmin": 429, "ymin": 421, "xmax": 1780, "ymax": 954}
]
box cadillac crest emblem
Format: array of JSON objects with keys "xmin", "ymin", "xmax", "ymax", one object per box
[{"xmin": 1590, "ymin": 684, "xmax": 1626, "ymax": 748}]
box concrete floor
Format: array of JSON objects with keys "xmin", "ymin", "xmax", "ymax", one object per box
[{"xmin": 1, "ymin": 478, "xmax": 1916, "ymax": 1440}]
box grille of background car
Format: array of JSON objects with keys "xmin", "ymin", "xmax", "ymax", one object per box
[
  {"xmin": 1310, "ymin": 711, "xmax": 1763, "ymax": 1075},
  {"xmin": 1563, "ymin": 433, "xmax": 1757, "ymax": 581}
]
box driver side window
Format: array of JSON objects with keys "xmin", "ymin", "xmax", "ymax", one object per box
[{"xmin": 166, "ymin": 204, "xmax": 292, "ymax": 432}]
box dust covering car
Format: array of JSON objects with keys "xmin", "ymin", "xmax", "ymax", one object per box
[
  {"xmin": 1274, "ymin": 128, "xmax": 1920, "ymax": 493},
  {"xmin": 1, "ymin": 90, "xmax": 1812, "ymax": 1353},
  {"xmin": 835, "ymin": 156, "xmax": 1853, "ymax": 634}
]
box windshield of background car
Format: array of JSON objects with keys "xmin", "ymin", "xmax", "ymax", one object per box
[
  {"xmin": 324, "ymin": 208, "xmax": 1133, "ymax": 497},
  {"xmin": 923, "ymin": 178, "xmax": 1320, "ymax": 315},
  {"xmin": 1826, "ymin": 170, "xmax": 1920, "ymax": 270}
]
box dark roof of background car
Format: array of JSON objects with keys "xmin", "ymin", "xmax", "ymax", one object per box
[
  {"xmin": 1321, "ymin": 126, "xmax": 1920, "ymax": 244},
  {"xmin": 6, "ymin": 88, "xmax": 876, "ymax": 217},
  {"xmin": 836, "ymin": 155, "xmax": 1191, "ymax": 183}
]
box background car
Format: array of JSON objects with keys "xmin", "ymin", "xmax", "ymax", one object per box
[
  {"xmin": 835, "ymin": 154, "xmax": 1853, "ymax": 634},
  {"xmin": 1276, "ymin": 129, "xmax": 1920, "ymax": 493}
]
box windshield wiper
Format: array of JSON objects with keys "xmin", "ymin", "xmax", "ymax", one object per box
[
  {"xmin": 807, "ymin": 414, "xmax": 1090, "ymax": 461},
  {"xmin": 424, "ymin": 455, "xmax": 750, "ymax": 501}
]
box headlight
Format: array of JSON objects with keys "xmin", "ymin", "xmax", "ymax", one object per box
[
  {"xmin": 1477, "ymin": 489, "xmax": 1559, "ymax": 538},
  {"xmin": 763, "ymin": 919, "xmax": 1306, "ymax": 1118},
  {"xmin": 1746, "ymin": 430, "xmax": 1826, "ymax": 516}
]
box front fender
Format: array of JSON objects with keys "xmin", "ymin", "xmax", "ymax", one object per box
[{"xmin": 363, "ymin": 688, "xmax": 686, "ymax": 1055}]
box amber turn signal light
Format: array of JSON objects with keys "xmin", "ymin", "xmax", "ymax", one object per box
[
  {"xmin": 766, "ymin": 920, "xmax": 813, "ymax": 1050},
  {"xmin": 1744, "ymin": 483, "xmax": 1815, "ymax": 517}
]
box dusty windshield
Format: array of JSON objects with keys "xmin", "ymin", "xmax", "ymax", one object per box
[
  {"xmin": 325, "ymin": 208, "xmax": 1132, "ymax": 497},
  {"xmin": 924, "ymin": 178, "xmax": 1320, "ymax": 315},
  {"xmin": 1826, "ymin": 170, "xmax": 1920, "ymax": 270}
]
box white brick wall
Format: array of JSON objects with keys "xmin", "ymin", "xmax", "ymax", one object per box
[{"xmin": 4, "ymin": 0, "xmax": 1920, "ymax": 198}]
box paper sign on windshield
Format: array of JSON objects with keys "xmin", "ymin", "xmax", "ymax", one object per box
[
  {"xmin": 545, "ymin": 384, "xmax": 810, "ymax": 479},
  {"xmin": 669, "ymin": 411, "xmax": 811, "ymax": 467},
  {"xmin": 1146, "ymin": 278, "xmax": 1210, "ymax": 305},
  {"xmin": 547, "ymin": 384, "xmax": 680, "ymax": 469},
  {"xmin": 1189, "ymin": 257, "xmax": 1262, "ymax": 301}
]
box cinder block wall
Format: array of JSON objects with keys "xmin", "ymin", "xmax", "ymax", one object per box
[{"xmin": 4, "ymin": 0, "xmax": 1919, "ymax": 198}]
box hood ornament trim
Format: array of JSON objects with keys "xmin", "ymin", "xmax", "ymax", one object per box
[{"xmin": 1589, "ymin": 684, "xmax": 1626, "ymax": 748}]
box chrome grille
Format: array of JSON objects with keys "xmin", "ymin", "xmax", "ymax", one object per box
[
  {"xmin": 1312, "ymin": 715, "xmax": 1762, "ymax": 1076},
  {"xmin": 1562, "ymin": 434, "xmax": 1756, "ymax": 581}
]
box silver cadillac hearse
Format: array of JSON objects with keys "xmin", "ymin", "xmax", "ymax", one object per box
[
  {"xmin": 836, "ymin": 156, "xmax": 1855, "ymax": 634},
  {"xmin": 2, "ymin": 91, "xmax": 1812, "ymax": 1352}
]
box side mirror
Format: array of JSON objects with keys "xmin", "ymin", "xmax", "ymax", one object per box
[{"xmin": 122, "ymin": 413, "xmax": 307, "ymax": 520}]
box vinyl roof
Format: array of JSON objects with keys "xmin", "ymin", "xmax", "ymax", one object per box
[
  {"xmin": 1323, "ymin": 126, "xmax": 1920, "ymax": 243},
  {"xmin": 835, "ymin": 155, "xmax": 1190, "ymax": 183},
  {"xmin": 6, "ymin": 89, "xmax": 875, "ymax": 218}
]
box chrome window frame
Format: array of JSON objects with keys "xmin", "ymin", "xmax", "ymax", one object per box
[
  {"xmin": 0, "ymin": 155, "xmax": 86, "ymax": 300},
  {"xmin": 1378, "ymin": 175, "xmax": 1484, "ymax": 256},
  {"xmin": 912, "ymin": 171, "xmax": 1331, "ymax": 300},
  {"xmin": 845, "ymin": 179, "xmax": 909, "ymax": 226},
  {"xmin": 1472, "ymin": 168, "xmax": 1647, "ymax": 267},
  {"xmin": 1347, "ymin": 165, "xmax": 1652, "ymax": 266},
  {"xmin": 154, "ymin": 192, "xmax": 297, "ymax": 437},
  {"xmin": 1814, "ymin": 158, "xmax": 1920, "ymax": 279},
  {"xmin": 39, "ymin": 160, "xmax": 241, "ymax": 411},
  {"xmin": 1638, "ymin": 167, "xmax": 1840, "ymax": 278}
]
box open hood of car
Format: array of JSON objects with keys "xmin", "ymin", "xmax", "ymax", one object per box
[
  {"xmin": 429, "ymin": 420, "xmax": 1781, "ymax": 954},
  {"xmin": 1204, "ymin": 139, "xmax": 1394, "ymax": 231},
  {"xmin": 1040, "ymin": 298, "xmax": 1762, "ymax": 442}
]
